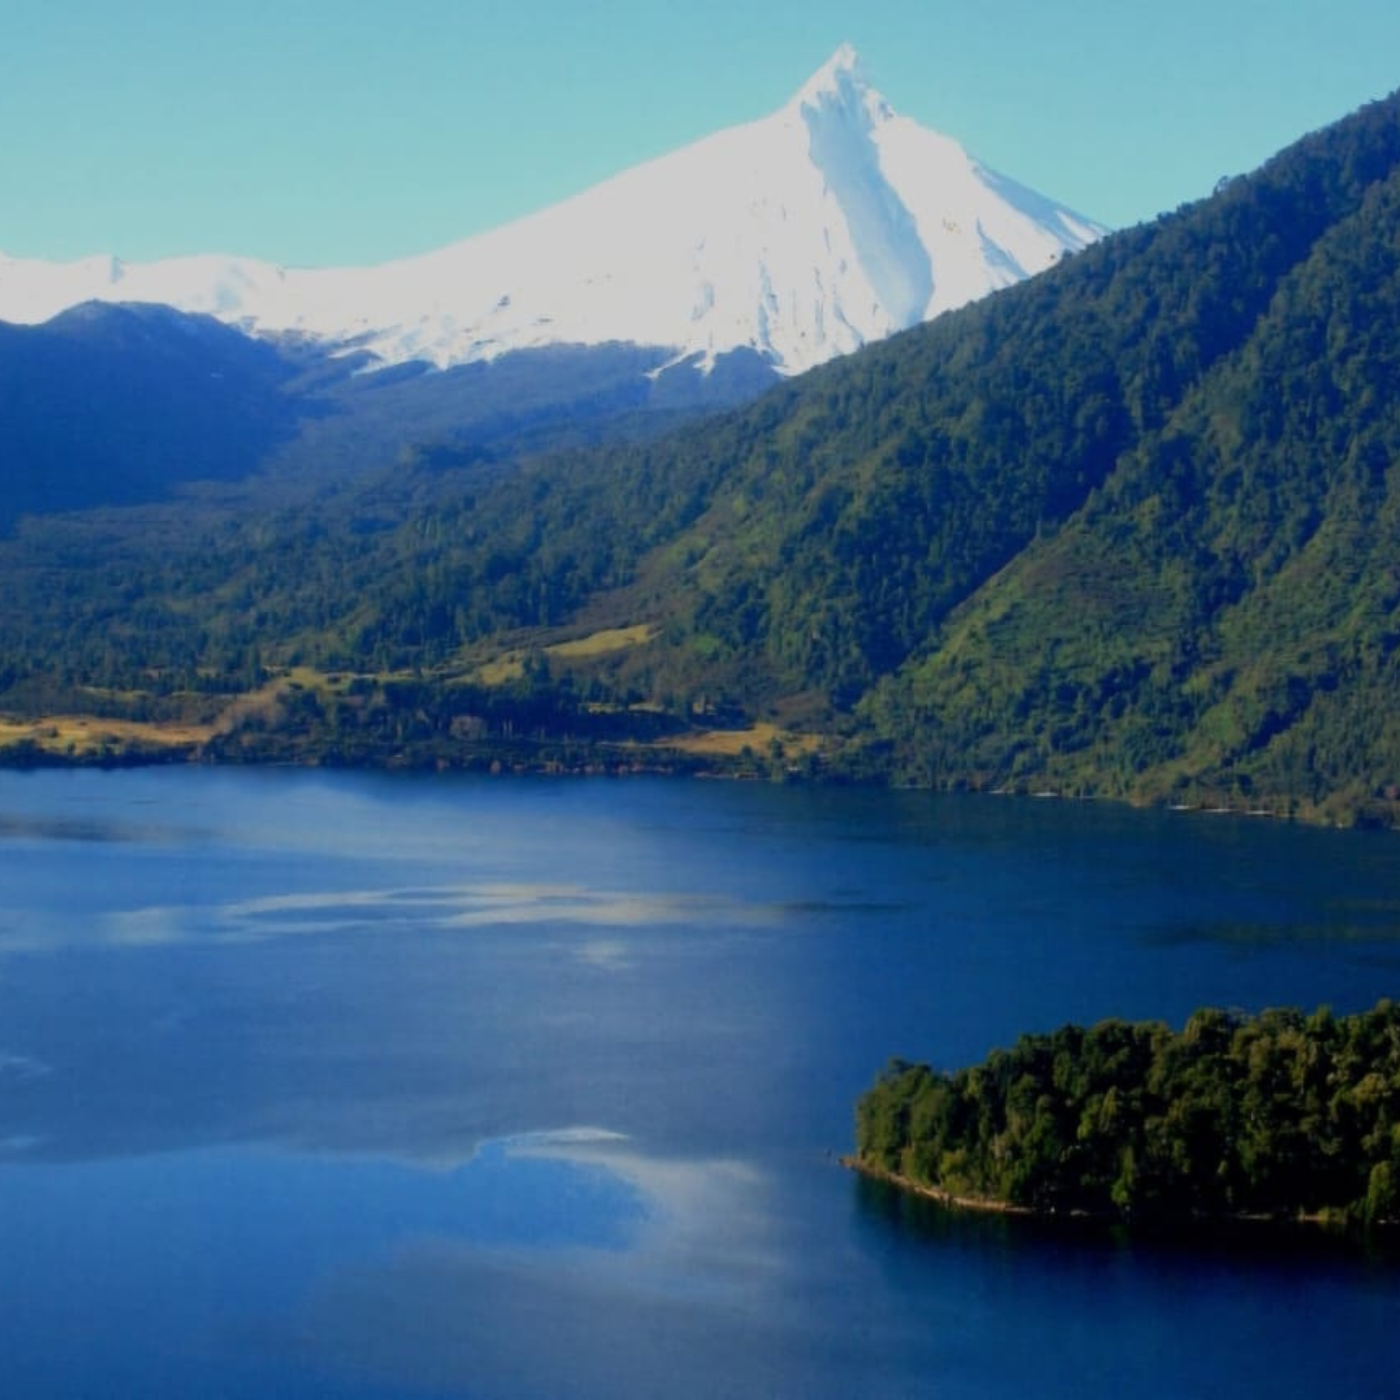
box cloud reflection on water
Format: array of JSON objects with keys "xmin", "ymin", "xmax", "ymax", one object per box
[
  {"xmin": 0, "ymin": 1051, "xmax": 52, "ymax": 1081},
  {"xmin": 0, "ymin": 882, "xmax": 784, "ymax": 957},
  {"xmin": 282, "ymin": 1127, "xmax": 794, "ymax": 1400},
  {"xmin": 0, "ymin": 813, "xmax": 204, "ymax": 845}
]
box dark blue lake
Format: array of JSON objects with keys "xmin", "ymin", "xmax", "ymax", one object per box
[{"xmin": 1, "ymin": 767, "xmax": 1397, "ymax": 1397}]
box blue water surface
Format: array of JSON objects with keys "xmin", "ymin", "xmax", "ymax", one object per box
[{"xmin": 1, "ymin": 767, "xmax": 1397, "ymax": 1397}]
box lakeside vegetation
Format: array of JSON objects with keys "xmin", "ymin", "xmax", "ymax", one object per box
[
  {"xmin": 0, "ymin": 653, "xmax": 828, "ymax": 782},
  {"xmin": 854, "ymin": 1000, "xmax": 1400, "ymax": 1228}
]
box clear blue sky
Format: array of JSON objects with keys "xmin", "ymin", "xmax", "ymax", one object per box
[{"xmin": 3, "ymin": 0, "xmax": 1398, "ymax": 267}]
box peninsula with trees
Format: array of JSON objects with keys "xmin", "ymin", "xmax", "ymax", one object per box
[{"xmin": 852, "ymin": 999, "xmax": 1400, "ymax": 1228}]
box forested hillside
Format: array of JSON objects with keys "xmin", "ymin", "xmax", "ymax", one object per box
[
  {"xmin": 865, "ymin": 111, "xmax": 1400, "ymax": 820},
  {"xmin": 3, "ymin": 91, "xmax": 1400, "ymax": 821}
]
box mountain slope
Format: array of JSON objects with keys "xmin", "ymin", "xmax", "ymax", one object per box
[
  {"xmin": 868, "ymin": 133, "xmax": 1400, "ymax": 818},
  {"xmin": 0, "ymin": 46, "xmax": 1102, "ymax": 378}
]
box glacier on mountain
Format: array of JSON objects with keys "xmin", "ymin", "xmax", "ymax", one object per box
[{"xmin": 0, "ymin": 46, "xmax": 1105, "ymax": 377}]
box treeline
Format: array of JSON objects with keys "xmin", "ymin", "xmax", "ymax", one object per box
[{"xmin": 854, "ymin": 1000, "xmax": 1400, "ymax": 1226}]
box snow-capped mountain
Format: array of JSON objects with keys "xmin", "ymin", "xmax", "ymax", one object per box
[{"xmin": 0, "ymin": 46, "xmax": 1104, "ymax": 377}]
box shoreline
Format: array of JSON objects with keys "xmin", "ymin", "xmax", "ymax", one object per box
[
  {"xmin": 840, "ymin": 1156, "xmax": 1394, "ymax": 1233},
  {"xmin": 1, "ymin": 714, "xmax": 1394, "ymax": 831},
  {"xmin": 840, "ymin": 1157, "xmax": 1038, "ymax": 1218}
]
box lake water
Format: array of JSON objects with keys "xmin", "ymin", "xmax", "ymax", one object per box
[{"xmin": 1, "ymin": 767, "xmax": 1398, "ymax": 1397}]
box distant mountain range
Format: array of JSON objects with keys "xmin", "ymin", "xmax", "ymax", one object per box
[
  {"xmin": 0, "ymin": 302, "xmax": 305, "ymax": 529},
  {"xmin": 0, "ymin": 46, "xmax": 1102, "ymax": 379}
]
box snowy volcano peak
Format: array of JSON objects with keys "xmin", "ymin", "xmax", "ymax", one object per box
[
  {"xmin": 0, "ymin": 50, "xmax": 1105, "ymax": 378},
  {"xmin": 791, "ymin": 43, "xmax": 889, "ymax": 124}
]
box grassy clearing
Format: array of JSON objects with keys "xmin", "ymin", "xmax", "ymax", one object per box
[
  {"xmin": 0, "ymin": 667, "xmax": 372, "ymax": 759},
  {"xmin": 547, "ymin": 624, "xmax": 657, "ymax": 659},
  {"xmin": 470, "ymin": 654, "xmax": 527, "ymax": 685},
  {"xmin": 0, "ymin": 715, "xmax": 211, "ymax": 754},
  {"xmin": 465, "ymin": 624, "xmax": 657, "ymax": 687},
  {"xmin": 663, "ymin": 721, "xmax": 823, "ymax": 758}
]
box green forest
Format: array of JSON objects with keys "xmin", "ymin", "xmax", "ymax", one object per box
[
  {"xmin": 4, "ymin": 90, "xmax": 1400, "ymax": 821},
  {"xmin": 853, "ymin": 999, "xmax": 1400, "ymax": 1227}
]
